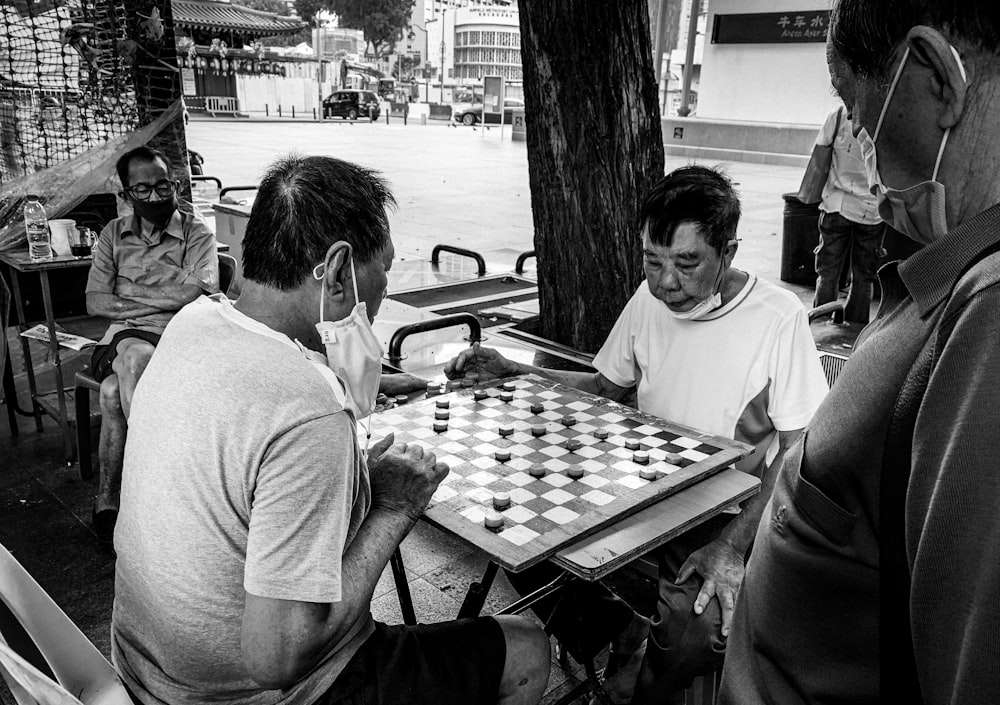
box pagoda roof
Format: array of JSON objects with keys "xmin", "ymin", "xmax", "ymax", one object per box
[{"xmin": 172, "ymin": 0, "xmax": 307, "ymax": 37}]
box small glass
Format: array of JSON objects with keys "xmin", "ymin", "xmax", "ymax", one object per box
[{"xmin": 70, "ymin": 226, "xmax": 94, "ymax": 258}]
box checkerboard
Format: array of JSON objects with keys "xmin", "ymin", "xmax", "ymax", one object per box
[{"xmin": 367, "ymin": 374, "xmax": 751, "ymax": 571}]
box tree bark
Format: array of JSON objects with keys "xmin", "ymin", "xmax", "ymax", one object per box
[{"xmin": 518, "ymin": 0, "xmax": 664, "ymax": 353}]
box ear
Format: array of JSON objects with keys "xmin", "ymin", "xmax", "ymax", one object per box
[
  {"xmin": 322, "ymin": 241, "xmax": 352, "ymax": 302},
  {"xmin": 907, "ymin": 26, "xmax": 967, "ymax": 130},
  {"xmin": 723, "ymin": 238, "xmax": 739, "ymax": 266}
]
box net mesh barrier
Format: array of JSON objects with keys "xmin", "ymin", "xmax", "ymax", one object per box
[{"xmin": 0, "ymin": 0, "xmax": 188, "ymax": 248}]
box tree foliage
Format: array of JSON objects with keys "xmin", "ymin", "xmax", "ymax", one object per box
[
  {"xmin": 294, "ymin": 0, "xmax": 327, "ymax": 26},
  {"xmin": 329, "ymin": 0, "xmax": 413, "ymax": 59}
]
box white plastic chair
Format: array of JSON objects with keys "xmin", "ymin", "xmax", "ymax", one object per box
[{"xmin": 0, "ymin": 543, "xmax": 132, "ymax": 705}]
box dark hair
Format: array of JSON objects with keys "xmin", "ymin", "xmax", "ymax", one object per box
[
  {"xmin": 640, "ymin": 165, "xmax": 740, "ymax": 253},
  {"xmin": 242, "ymin": 154, "xmax": 395, "ymax": 290},
  {"xmin": 830, "ymin": 0, "xmax": 1000, "ymax": 80},
  {"xmin": 115, "ymin": 146, "xmax": 172, "ymax": 188}
]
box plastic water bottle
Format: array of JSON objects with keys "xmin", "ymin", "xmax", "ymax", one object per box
[{"xmin": 24, "ymin": 195, "xmax": 52, "ymax": 262}]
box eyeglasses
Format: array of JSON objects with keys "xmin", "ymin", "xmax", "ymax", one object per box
[{"xmin": 124, "ymin": 180, "xmax": 177, "ymax": 201}]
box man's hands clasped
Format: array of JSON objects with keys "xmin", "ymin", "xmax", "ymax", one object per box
[
  {"xmin": 366, "ymin": 432, "xmax": 449, "ymax": 523},
  {"xmin": 444, "ymin": 342, "xmax": 521, "ymax": 382}
]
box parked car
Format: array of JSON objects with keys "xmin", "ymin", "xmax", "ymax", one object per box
[
  {"xmin": 323, "ymin": 90, "xmax": 380, "ymax": 120},
  {"xmin": 453, "ymin": 98, "xmax": 525, "ymax": 126}
]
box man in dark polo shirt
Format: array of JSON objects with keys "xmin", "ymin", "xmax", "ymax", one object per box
[
  {"xmin": 721, "ymin": 2, "xmax": 1000, "ymax": 704},
  {"xmin": 86, "ymin": 145, "xmax": 217, "ymax": 545}
]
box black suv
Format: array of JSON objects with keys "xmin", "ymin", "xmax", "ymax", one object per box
[{"xmin": 322, "ymin": 90, "xmax": 380, "ymax": 120}]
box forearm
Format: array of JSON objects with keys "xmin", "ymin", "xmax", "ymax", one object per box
[
  {"xmin": 118, "ymin": 282, "xmax": 201, "ymax": 310},
  {"xmin": 87, "ymin": 292, "xmax": 165, "ymax": 319},
  {"xmin": 510, "ymin": 361, "xmax": 627, "ymax": 401}
]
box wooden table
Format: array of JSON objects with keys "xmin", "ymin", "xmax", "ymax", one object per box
[
  {"xmin": 0, "ymin": 251, "xmax": 95, "ymax": 462},
  {"xmin": 1, "ymin": 243, "xmax": 231, "ymax": 462}
]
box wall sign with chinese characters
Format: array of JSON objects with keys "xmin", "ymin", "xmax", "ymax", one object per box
[{"xmin": 711, "ymin": 11, "xmax": 830, "ymax": 44}]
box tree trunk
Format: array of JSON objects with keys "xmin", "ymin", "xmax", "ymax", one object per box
[{"xmin": 518, "ymin": 0, "xmax": 664, "ymax": 353}]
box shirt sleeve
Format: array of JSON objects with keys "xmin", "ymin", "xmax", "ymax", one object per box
[
  {"xmin": 592, "ymin": 288, "xmax": 642, "ymax": 388},
  {"xmin": 765, "ymin": 306, "xmax": 829, "ymax": 431},
  {"xmin": 813, "ymin": 106, "xmax": 840, "ymax": 148},
  {"xmin": 908, "ymin": 290, "xmax": 1000, "ymax": 704},
  {"xmin": 180, "ymin": 217, "xmax": 219, "ymax": 293},
  {"xmin": 85, "ymin": 223, "xmax": 118, "ymax": 294},
  {"xmin": 244, "ymin": 412, "xmax": 359, "ymax": 603}
]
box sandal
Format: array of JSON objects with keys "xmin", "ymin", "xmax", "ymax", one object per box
[{"xmin": 604, "ymin": 614, "xmax": 651, "ymax": 679}]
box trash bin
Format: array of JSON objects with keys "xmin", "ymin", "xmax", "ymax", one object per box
[{"xmin": 780, "ymin": 192, "xmax": 821, "ymax": 286}]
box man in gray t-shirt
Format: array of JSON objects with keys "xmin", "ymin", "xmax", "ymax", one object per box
[{"xmin": 112, "ymin": 155, "xmax": 550, "ymax": 705}]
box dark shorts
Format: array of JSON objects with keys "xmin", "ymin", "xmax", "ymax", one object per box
[
  {"xmin": 89, "ymin": 329, "xmax": 161, "ymax": 383},
  {"xmin": 317, "ymin": 618, "xmax": 506, "ymax": 705}
]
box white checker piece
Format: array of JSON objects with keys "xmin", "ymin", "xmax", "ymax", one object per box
[
  {"xmin": 581, "ymin": 489, "xmax": 615, "ymax": 505},
  {"xmin": 506, "ymin": 472, "xmax": 535, "ymax": 487},
  {"xmin": 467, "ymin": 470, "xmax": 500, "ymax": 485},
  {"xmin": 680, "ymin": 448, "xmax": 710, "ymax": 462},
  {"xmin": 542, "ymin": 506, "xmax": 580, "ymax": 525},
  {"xmin": 500, "ymin": 524, "xmax": 540, "ymax": 546},
  {"xmin": 541, "ymin": 473, "xmax": 573, "ymax": 488},
  {"xmin": 503, "ymin": 504, "xmax": 537, "ymax": 522},
  {"xmin": 617, "ymin": 474, "xmax": 647, "ymax": 489},
  {"xmin": 542, "ymin": 488, "xmax": 574, "ymax": 505},
  {"xmin": 578, "ymin": 473, "xmax": 611, "ymax": 488},
  {"xmin": 672, "ymin": 436, "xmax": 702, "ymax": 449}
]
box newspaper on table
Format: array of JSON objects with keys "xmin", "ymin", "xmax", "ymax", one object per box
[{"xmin": 19, "ymin": 323, "xmax": 97, "ymax": 351}]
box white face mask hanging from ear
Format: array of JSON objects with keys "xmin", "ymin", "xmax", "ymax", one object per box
[
  {"xmin": 856, "ymin": 45, "xmax": 967, "ymax": 245},
  {"xmin": 314, "ymin": 256, "xmax": 383, "ymax": 420},
  {"xmin": 663, "ymin": 239, "xmax": 737, "ymax": 321}
]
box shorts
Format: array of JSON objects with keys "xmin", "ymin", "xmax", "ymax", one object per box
[
  {"xmin": 316, "ymin": 618, "xmax": 506, "ymax": 705},
  {"xmin": 89, "ymin": 329, "xmax": 161, "ymax": 383}
]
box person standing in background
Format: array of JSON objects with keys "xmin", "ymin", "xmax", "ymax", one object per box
[{"xmin": 810, "ymin": 103, "xmax": 886, "ymax": 324}]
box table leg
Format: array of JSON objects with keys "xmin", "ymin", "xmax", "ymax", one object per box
[
  {"xmin": 3, "ymin": 352, "xmax": 18, "ymax": 436},
  {"xmin": 39, "ymin": 270, "xmax": 74, "ymax": 464},
  {"xmin": 457, "ymin": 560, "xmax": 499, "ymax": 619},
  {"xmin": 389, "ymin": 548, "xmax": 417, "ymax": 626},
  {"xmin": 6, "ymin": 266, "xmax": 42, "ymax": 431}
]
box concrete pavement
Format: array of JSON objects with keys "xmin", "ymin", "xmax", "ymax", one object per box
[{"xmin": 185, "ymin": 118, "xmax": 815, "ymax": 306}]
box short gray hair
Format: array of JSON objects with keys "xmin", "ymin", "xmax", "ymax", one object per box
[{"xmin": 830, "ymin": 0, "xmax": 1000, "ymax": 80}]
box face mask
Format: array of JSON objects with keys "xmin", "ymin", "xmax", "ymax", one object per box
[
  {"xmin": 314, "ymin": 256, "xmax": 383, "ymax": 420},
  {"xmin": 857, "ymin": 45, "xmax": 966, "ymax": 245},
  {"xmin": 131, "ymin": 197, "xmax": 177, "ymax": 229},
  {"xmin": 663, "ymin": 240, "xmax": 734, "ymax": 321}
]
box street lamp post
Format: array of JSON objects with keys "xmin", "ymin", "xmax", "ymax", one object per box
[{"xmin": 439, "ymin": 40, "xmax": 446, "ymax": 103}]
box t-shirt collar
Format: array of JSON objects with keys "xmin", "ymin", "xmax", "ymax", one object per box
[{"xmin": 898, "ymin": 202, "xmax": 1000, "ymax": 316}]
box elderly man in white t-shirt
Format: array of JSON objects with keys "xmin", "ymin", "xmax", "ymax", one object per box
[{"xmin": 445, "ymin": 165, "xmax": 828, "ymax": 704}]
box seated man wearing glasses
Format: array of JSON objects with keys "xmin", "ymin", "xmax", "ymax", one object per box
[{"xmin": 85, "ymin": 145, "xmax": 218, "ymax": 546}]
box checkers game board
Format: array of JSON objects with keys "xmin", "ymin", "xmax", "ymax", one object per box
[{"xmin": 368, "ymin": 374, "xmax": 751, "ymax": 571}]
